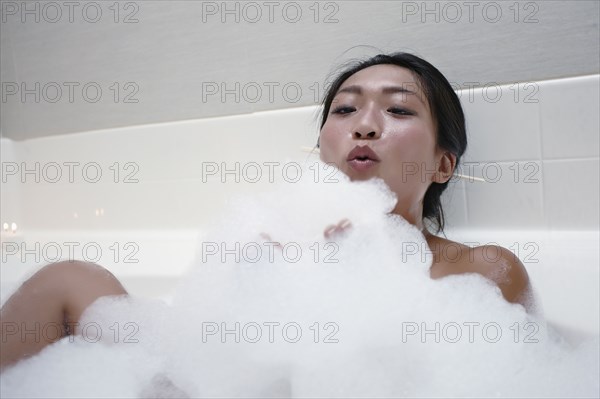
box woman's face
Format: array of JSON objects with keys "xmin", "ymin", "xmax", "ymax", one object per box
[{"xmin": 319, "ymin": 64, "xmax": 453, "ymax": 228}]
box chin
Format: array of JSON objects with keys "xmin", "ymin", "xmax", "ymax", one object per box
[{"xmin": 345, "ymin": 170, "xmax": 379, "ymax": 182}]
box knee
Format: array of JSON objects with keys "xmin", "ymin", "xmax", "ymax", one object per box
[
  {"xmin": 33, "ymin": 260, "xmax": 127, "ymax": 298},
  {"xmin": 63, "ymin": 260, "xmax": 125, "ymax": 288},
  {"xmin": 42, "ymin": 260, "xmax": 128, "ymax": 326},
  {"xmin": 42, "ymin": 260, "xmax": 115, "ymax": 278},
  {"xmin": 43, "ymin": 259, "xmax": 106, "ymax": 274}
]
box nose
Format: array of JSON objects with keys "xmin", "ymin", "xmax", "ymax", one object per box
[
  {"xmin": 353, "ymin": 130, "xmax": 379, "ymax": 140},
  {"xmin": 353, "ymin": 107, "xmax": 382, "ymax": 140}
]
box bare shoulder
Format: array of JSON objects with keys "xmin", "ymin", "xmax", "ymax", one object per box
[
  {"xmin": 469, "ymin": 244, "xmax": 532, "ymax": 306},
  {"xmin": 427, "ymin": 234, "xmax": 533, "ymax": 310}
]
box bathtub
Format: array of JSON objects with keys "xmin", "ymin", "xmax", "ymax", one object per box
[
  {"xmin": 1, "ymin": 228, "xmax": 598, "ymax": 345},
  {"xmin": 2, "ymin": 78, "xmax": 598, "ymax": 348}
]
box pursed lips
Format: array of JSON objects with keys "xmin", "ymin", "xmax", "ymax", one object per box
[{"xmin": 346, "ymin": 145, "xmax": 381, "ymax": 172}]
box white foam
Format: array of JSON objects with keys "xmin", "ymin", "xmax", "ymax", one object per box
[{"xmin": 1, "ymin": 161, "xmax": 598, "ymax": 398}]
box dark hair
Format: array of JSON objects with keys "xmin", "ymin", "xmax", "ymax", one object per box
[{"xmin": 318, "ymin": 52, "xmax": 467, "ymax": 235}]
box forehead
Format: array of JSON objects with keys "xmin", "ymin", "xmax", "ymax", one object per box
[{"xmin": 337, "ymin": 64, "xmax": 425, "ymax": 99}]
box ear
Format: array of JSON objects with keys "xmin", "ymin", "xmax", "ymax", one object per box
[{"xmin": 433, "ymin": 151, "xmax": 456, "ymax": 184}]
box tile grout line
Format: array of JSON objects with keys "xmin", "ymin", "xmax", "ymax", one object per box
[{"xmin": 537, "ymin": 85, "xmax": 548, "ymax": 230}]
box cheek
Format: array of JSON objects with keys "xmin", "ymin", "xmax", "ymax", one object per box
[
  {"xmin": 386, "ymin": 129, "xmax": 434, "ymax": 161},
  {"xmin": 383, "ymin": 129, "xmax": 437, "ymax": 187},
  {"xmin": 318, "ymin": 124, "xmax": 341, "ymax": 164}
]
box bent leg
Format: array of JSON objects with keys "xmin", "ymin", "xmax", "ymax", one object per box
[{"xmin": 0, "ymin": 260, "xmax": 127, "ymax": 370}]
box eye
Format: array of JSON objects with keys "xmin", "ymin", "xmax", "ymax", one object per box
[
  {"xmin": 388, "ymin": 107, "xmax": 414, "ymax": 116},
  {"xmin": 331, "ymin": 106, "xmax": 355, "ymax": 115}
]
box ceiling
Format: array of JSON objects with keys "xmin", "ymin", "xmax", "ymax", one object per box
[{"xmin": 1, "ymin": 0, "xmax": 598, "ymax": 141}]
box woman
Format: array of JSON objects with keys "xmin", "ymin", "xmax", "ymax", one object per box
[
  {"xmin": 0, "ymin": 52, "xmax": 533, "ymax": 370},
  {"xmin": 317, "ymin": 52, "xmax": 532, "ymax": 305}
]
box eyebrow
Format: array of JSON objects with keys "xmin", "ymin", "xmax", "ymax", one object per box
[
  {"xmin": 336, "ymin": 84, "xmax": 419, "ymax": 96},
  {"xmin": 335, "ymin": 84, "xmax": 427, "ymax": 107}
]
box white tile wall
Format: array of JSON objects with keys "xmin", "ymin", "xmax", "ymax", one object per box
[
  {"xmin": 539, "ymin": 75, "xmax": 600, "ymax": 160},
  {"xmin": 1, "ymin": 75, "xmax": 598, "ymax": 232},
  {"xmin": 1, "ymin": 106, "xmax": 321, "ymax": 231},
  {"xmin": 543, "ymin": 159, "xmax": 600, "ymax": 229},
  {"xmin": 461, "ymin": 82, "xmax": 542, "ymax": 163},
  {"xmin": 463, "ymin": 161, "xmax": 545, "ymax": 229},
  {"xmin": 457, "ymin": 75, "xmax": 599, "ymax": 230}
]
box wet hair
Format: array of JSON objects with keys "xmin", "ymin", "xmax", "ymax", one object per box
[{"xmin": 318, "ymin": 52, "xmax": 467, "ymax": 235}]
